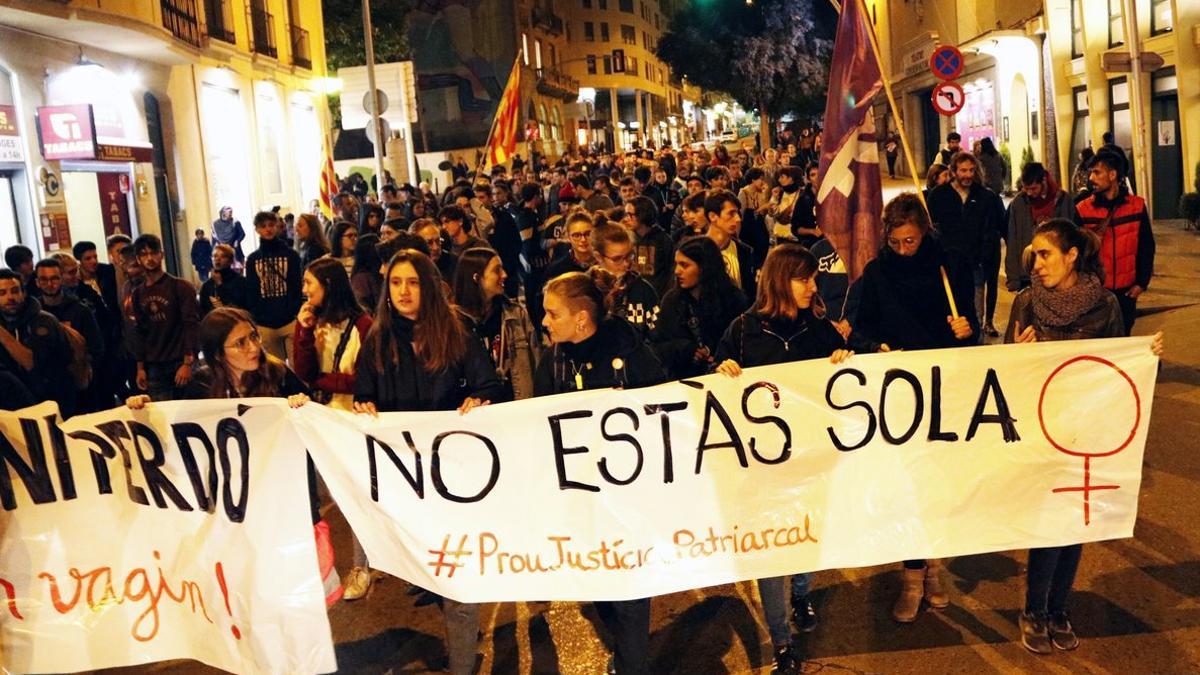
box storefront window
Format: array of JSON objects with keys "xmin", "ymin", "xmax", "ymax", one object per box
[
  {"xmin": 0, "ymin": 176, "xmax": 19, "ymax": 252},
  {"xmin": 256, "ymin": 83, "xmax": 285, "ymax": 196},
  {"xmin": 290, "ymin": 96, "xmax": 322, "ymax": 210},
  {"xmin": 200, "ymin": 82, "xmax": 255, "ymax": 251}
]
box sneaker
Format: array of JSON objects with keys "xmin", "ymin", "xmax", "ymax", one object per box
[
  {"xmin": 772, "ymin": 644, "xmax": 800, "ymax": 675},
  {"xmin": 985, "ymin": 323, "xmax": 1000, "ymax": 338},
  {"xmin": 1049, "ymin": 613, "xmax": 1079, "ymax": 651},
  {"xmin": 1019, "ymin": 611, "xmax": 1053, "ymax": 655},
  {"xmin": 792, "ymin": 598, "xmax": 818, "ymax": 633},
  {"xmin": 342, "ymin": 566, "xmax": 372, "ymax": 601}
]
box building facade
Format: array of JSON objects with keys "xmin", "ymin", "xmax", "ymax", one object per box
[
  {"xmin": 0, "ymin": 0, "xmax": 329, "ymax": 274},
  {"xmin": 869, "ymin": 0, "xmax": 1196, "ymax": 217},
  {"xmin": 559, "ymin": 0, "xmax": 698, "ymax": 151}
]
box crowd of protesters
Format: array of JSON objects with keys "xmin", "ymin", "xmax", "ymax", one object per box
[{"xmin": 0, "ymin": 126, "xmax": 1165, "ymax": 674}]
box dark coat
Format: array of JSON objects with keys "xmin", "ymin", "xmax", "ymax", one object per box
[
  {"xmin": 199, "ymin": 269, "xmax": 252, "ymax": 315},
  {"xmin": 0, "ymin": 297, "xmax": 73, "ymax": 416},
  {"xmin": 716, "ymin": 309, "xmax": 846, "ymax": 368},
  {"xmin": 534, "ymin": 316, "xmax": 665, "ymax": 395},
  {"xmin": 245, "ymin": 237, "xmax": 304, "ymax": 329},
  {"xmin": 1004, "ymin": 285, "xmax": 1125, "ymax": 343},
  {"xmin": 926, "ymin": 182, "xmax": 1006, "ymax": 269},
  {"xmin": 652, "ymin": 286, "xmax": 747, "ymax": 379}
]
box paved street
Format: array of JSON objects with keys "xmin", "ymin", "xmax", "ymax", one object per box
[{"xmin": 116, "ymin": 214, "xmax": 1200, "ymax": 675}]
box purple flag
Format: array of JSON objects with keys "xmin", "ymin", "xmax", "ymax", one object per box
[{"xmin": 816, "ymin": 0, "xmax": 884, "ymax": 282}]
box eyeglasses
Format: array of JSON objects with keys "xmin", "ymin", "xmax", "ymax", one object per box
[
  {"xmin": 603, "ymin": 252, "xmax": 635, "ymax": 263},
  {"xmin": 569, "ymin": 231, "xmax": 593, "ymax": 240},
  {"xmin": 224, "ymin": 330, "xmax": 262, "ymax": 352},
  {"xmin": 886, "ymin": 236, "xmax": 921, "ymax": 248}
]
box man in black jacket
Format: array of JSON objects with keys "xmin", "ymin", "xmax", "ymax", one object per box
[
  {"xmin": 0, "ymin": 269, "xmax": 73, "ymax": 415},
  {"xmin": 245, "ymin": 211, "xmax": 303, "ymax": 363},
  {"xmin": 200, "ymin": 243, "xmax": 251, "ymax": 314},
  {"xmin": 34, "ymin": 258, "xmax": 104, "ymax": 411},
  {"xmin": 623, "ymin": 195, "xmax": 675, "ymax": 297},
  {"xmin": 705, "ymin": 190, "xmax": 758, "ymax": 301},
  {"xmin": 926, "ymin": 152, "xmax": 1006, "ymax": 331}
]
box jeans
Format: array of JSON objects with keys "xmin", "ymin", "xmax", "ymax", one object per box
[
  {"xmin": 757, "ymin": 573, "xmax": 811, "ymax": 646},
  {"xmin": 1115, "ymin": 290, "xmax": 1137, "ymax": 336},
  {"xmin": 443, "ymin": 598, "xmax": 480, "ymax": 675},
  {"xmin": 1025, "ymin": 544, "xmax": 1082, "ymax": 618},
  {"xmin": 982, "ymin": 240, "xmax": 1001, "ymax": 327},
  {"xmin": 595, "ymin": 598, "xmax": 651, "ymax": 674},
  {"xmin": 258, "ymin": 322, "xmax": 295, "ymax": 365},
  {"xmin": 145, "ymin": 360, "xmax": 184, "ymax": 401},
  {"xmin": 971, "ymin": 265, "xmax": 986, "ymax": 329}
]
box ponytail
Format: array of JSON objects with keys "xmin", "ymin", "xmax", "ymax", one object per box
[
  {"xmin": 1034, "ymin": 218, "xmax": 1105, "ymax": 284},
  {"xmin": 545, "ymin": 270, "xmax": 611, "ymax": 324}
]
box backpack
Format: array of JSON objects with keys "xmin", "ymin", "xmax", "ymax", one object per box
[{"xmin": 60, "ymin": 322, "xmax": 92, "ymax": 390}]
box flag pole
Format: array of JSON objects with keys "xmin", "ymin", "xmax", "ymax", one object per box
[
  {"xmin": 476, "ymin": 51, "xmax": 524, "ymax": 178},
  {"xmin": 853, "ymin": 0, "xmax": 958, "ymax": 317}
]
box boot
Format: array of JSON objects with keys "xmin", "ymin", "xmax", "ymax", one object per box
[
  {"xmin": 892, "ymin": 567, "xmax": 925, "ymax": 623},
  {"xmin": 342, "ymin": 566, "xmax": 373, "ymax": 601},
  {"xmin": 923, "ymin": 559, "xmax": 950, "ymax": 609}
]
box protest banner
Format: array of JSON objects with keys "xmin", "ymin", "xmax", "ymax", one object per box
[
  {"xmin": 0, "ymin": 399, "xmax": 335, "ymax": 675},
  {"xmin": 300, "ymin": 337, "xmax": 1158, "ymax": 603}
]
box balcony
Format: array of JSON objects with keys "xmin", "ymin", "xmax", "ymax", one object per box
[
  {"xmin": 251, "ymin": 5, "xmax": 277, "ymax": 58},
  {"xmin": 161, "ymin": 0, "xmax": 204, "ymax": 48},
  {"xmin": 204, "ymin": 0, "xmax": 235, "ymax": 43},
  {"xmin": 536, "ymin": 67, "xmax": 579, "ymax": 102},
  {"xmin": 531, "ymin": 6, "xmax": 564, "ymax": 36},
  {"xmin": 291, "ymin": 24, "xmax": 312, "ymax": 69}
]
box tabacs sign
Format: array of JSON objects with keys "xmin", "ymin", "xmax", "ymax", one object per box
[{"xmin": 35, "ymin": 104, "xmax": 153, "ymax": 163}]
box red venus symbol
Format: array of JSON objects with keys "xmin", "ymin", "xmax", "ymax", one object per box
[{"xmin": 1038, "ymin": 355, "xmax": 1141, "ymax": 526}]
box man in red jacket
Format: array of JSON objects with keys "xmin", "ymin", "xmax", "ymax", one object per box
[{"xmin": 1074, "ymin": 149, "xmax": 1155, "ymax": 335}]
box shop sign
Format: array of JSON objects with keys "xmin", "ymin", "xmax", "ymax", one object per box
[
  {"xmin": 96, "ymin": 143, "xmax": 153, "ymax": 162},
  {"xmin": 0, "ymin": 105, "xmax": 24, "ymax": 162},
  {"xmin": 39, "ymin": 209, "xmax": 71, "ymax": 252},
  {"xmin": 97, "ymin": 173, "xmax": 134, "ymax": 237},
  {"xmin": 35, "ymin": 105, "xmax": 96, "ymax": 160}
]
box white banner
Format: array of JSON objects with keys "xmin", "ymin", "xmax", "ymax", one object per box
[
  {"xmin": 0, "ymin": 399, "xmax": 335, "ymax": 674},
  {"xmin": 301, "ymin": 337, "xmax": 1159, "ymax": 602}
]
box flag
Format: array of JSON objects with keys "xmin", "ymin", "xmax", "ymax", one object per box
[
  {"xmin": 483, "ymin": 57, "xmax": 522, "ymax": 170},
  {"xmin": 816, "ymin": 0, "xmax": 884, "ymax": 282},
  {"xmin": 319, "ymin": 134, "xmax": 337, "ymax": 220}
]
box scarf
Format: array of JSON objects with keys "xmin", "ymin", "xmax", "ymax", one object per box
[
  {"xmin": 781, "ymin": 182, "xmax": 800, "ymax": 194},
  {"xmin": 1029, "ymin": 273, "xmax": 1107, "ymax": 328},
  {"xmin": 1028, "ymin": 178, "xmax": 1062, "ymax": 224}
]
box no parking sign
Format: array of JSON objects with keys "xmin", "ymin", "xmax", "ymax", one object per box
[{"xmin": 930, "ymin": 45, "xmax": 964, "ymax": 81}]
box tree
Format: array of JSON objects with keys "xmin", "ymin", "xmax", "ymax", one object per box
[
  {"xmin": 321, "ymin": 0, "xmax": 411, "ymax": 72},
  {"xmin": 657, "ymin": 0, "xmax": 835, "ymax": 149}
]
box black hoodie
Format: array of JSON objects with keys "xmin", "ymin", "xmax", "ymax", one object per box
[
  {"xmin": 245, "ymin": 237, "xmax": 304, "ymax": 329},
  {"xmin": 0, "ymin": 297, "xmax": 73, "ymax": 415},
  {"xmin": 534, "ymin": 316, "xmax": 665, "ymax": 395}
]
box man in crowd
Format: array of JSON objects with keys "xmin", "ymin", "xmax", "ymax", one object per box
[
  {"xmin": 3, "ymin": 245, "xmax": 36, "ymax": 295},
  {"xmin": 624, "ymin": 195, "xmax": 674, "ymax": 297},
  {"xmin": 1074, "ymin": 149, "xmax": 1156, "ymax": 335},
  {"xmin": 191, "ymin": 228, "xmax": 214, "ymax": 282},
  {"xmin": 672, "ymin": 192, "xmax": 710, "ymax": 243},
  {"xmin": 130, "ymin": 234, "xmax": 200, "ymax": 402},
  {"xmin": 573, "ymin": 175, "xmax": 615, "ymax": 214},
  {"xmin": 705, "ymin": 190, "xmax": 757, "ymax": 300},
  {"xmin": 246, "ymin": 211, "xmax": 303, "ymax": 362},
  {"xmin": 938, "ymin": 132, "xmax": 962, "ymax": 166},
  {"xmin": 416, "ymin": 219, "xmax": 458, "ymax": 282},
  {"xmin": 440, "ymin": 205, "xmax": 489, "ymax": 258},
  {"xmin": 35, "ymin": 257, "xmax": 105, "ymax": 412},
  {"xmin": 200, "ymin": 243, "xmax": 251, "ymax": 314},
  {"xmin": 0, "ymin": 268, "xmax": 73, "ymax": 413},
  {"xmin": 1006, "ymin": 162, "xmax": 1074, "ymax": 292}
]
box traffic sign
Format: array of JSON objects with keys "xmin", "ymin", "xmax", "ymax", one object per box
[
  {"xmin": 929, "ymin": 45, "xmax": 964, "ymax": 81},
  {"xmin": 932, "ymin": 81, "xmax": 965, "ymax": 116}
]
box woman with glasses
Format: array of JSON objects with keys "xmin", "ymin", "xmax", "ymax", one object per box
[
  {"xmin": 713, "ymin": 243, "xmax": 854, "ymax": 674},
  {"xmin": 1005, "ymin": 219, "xmax": 1163, "ymax": 654},
  {"xmin": 590, "ymin": 221, "xmax": 660, "ymax": 337},
  {"xmin": 853, "ymin": 192, "xmax": 977, "ymax": 624},
  {"xmin": 353, "ymin": 249, "xmax": 504, "ymax": 675},
  {"xmin": 535, "ymin": 269, "xmax": 665, "ymax": 675},
  {"xmin": 652, "ymin": 236, "xmax": 747, "ymax": 379},
  {"xmin": 329, "ymin": 221, "xmax": 358, "ymax": 277},
  {"xmin": 545, "ymin": 212, "xmax": 595, "ymax": 280},
  {"xmin": 452, "ymin": 248, "xmax": 541, "ymax": 401}
]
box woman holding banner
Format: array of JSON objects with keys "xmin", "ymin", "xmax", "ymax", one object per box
[
  {"xmin": 126, "ymin": 308, "xmax": 343, "ymax": 605},
  {"xmin": 853, "ymin": 193, "xmax": 977, "ymax": 623},
  {"xmin": 353, "ymin": 249, "xmax": 504, "ymax": 675},
  {"xmin": 1005, "ymin": 218, "xmax": 1163, "ymax": 654},
  {"xmin": 713, "ymin": 243, "xmax": 854, "ymax": 673},
  {"xmin": 292, "ymin": 257, "xmax": 376, "ymax": 600},
  {"xmin": 535, "ymin": 269, "xmax": 665, "ymax": 675}
]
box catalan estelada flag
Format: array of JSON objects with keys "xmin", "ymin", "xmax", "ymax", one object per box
[
  {"xmin": 483, "ymin": 56, "xmax": 522, "ymax": 170},
  {"xmin": 319, "ymin": 134, "xmax": 338, "ymax": 220}
]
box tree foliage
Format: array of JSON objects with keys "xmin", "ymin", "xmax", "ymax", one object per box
[
  {"xmin": 321, "ymin": 0, "xmax": 412, "ymax": 72},
  {"xmin": 657, "ymin": 0, "xmax": 835, "ymax": 120}
]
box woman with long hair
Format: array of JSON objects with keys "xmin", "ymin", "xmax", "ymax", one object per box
[
  {"xmin": 713, "ymin": 244, "xmax": 853, "ymax": 674},
  {"xmin": 354, "ymin": 249, "xmax": 503, "ymax": 675},
  {"xmin": 1005, "ymin": 219, "xmax": 1163, "ymax": 654},
  {"xmin": 359, "ymin": 203, "xmax": 385, "ymax": 236},
  {"xmin": 536, "ymin": 269, "xmax": 664, "ymax": 675},
  {"xmin": 295, "ymin": 213, "xmax": 330, "ymax": 269},
  {"xmin": 854, "ymin": 193, "xmax": 977, "ymax": 623},
  {"xmin": 652, "ymin": 236, "xmax": 748, "ymax": 379},
  {"xmin": 350, "ymin": 233, "xmax": 383, "ymax": 314},
  {"xmin": 924, "ymin": 163, "xmax": 950, "ymax": 200},
  {"xmin": 329, "ymin": 221, "xmax": 358, "ymax": 277},
  {"xmin": 451, "ymin": 247, "xmax": 541, "ymax": 400},
  {"xmin": 977, "ymin": 137, "xmax": 1007, "ymax": 194}
]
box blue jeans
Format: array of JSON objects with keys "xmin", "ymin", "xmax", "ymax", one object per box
[
  {"xmin": 758, "ymin": 573, "xmax": 811, "ymax": 646},
  {"xmin": 1025, "ymin": 544, "xmax": 1082, "ymax": 618},
  {"xmin": 145, "ymin": 361, "xmax": 184, "ymax": 401}
]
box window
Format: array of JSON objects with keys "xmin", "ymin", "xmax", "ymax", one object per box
[
  {"xmin": 654, "ymin": 13, "xmax": 659, "ymax": 29},
  {"xmin": 599, "ymin": 0, "xmax": 607, "ymax": 9},
  {"xmin": 621, "ymin": 24, "xmax": 636, "ymax": 45},
  {"xmin": 1108, "ymin": 0, "xmax": 1124, "ymax": 48},
  {"xmin": 618, "ymin": 0, "xmax": 632, "ymax": 12},
  {"xmin": 550, "ymin": 44, "xmax": 557, "ymax": 66},
  {"xmin": 587, "ymin": 55, "xmax": 597, "ymax": 74},
  {"xmin": 1070, "ymin": 0, "xmax": 1083, "ymax": 58},
  {"xmin": 628, "ymin": 56, "xmax": 637, "ymax": 75},
  {"xmin": 601, "ymin": 23, "xmax": 609, "ymax": 42},
  {"xmin": 1109, "ymin": 77, "xmax": 1131, "ymax": 151},
  {"xmin": 584, "ymin": 22, "xmax": 594, "ymax": 41},
  {"xmin": 603, "ymin": 55, "xmax": 612, "ymax": 74},
  {"xmin": 522, "ymin": 33, "xmax": 529, "ymax": 64},
  {"xmin": 1151, "ymin": 0, "xmax": 1173, "ymax": 35},
  {"xmin": 582, "ymin": 0, "xmax": 591, "ymax": 7},
  {"xmin": 535, "ymin": 39, "xmax": 543, "ymax": 69}
]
